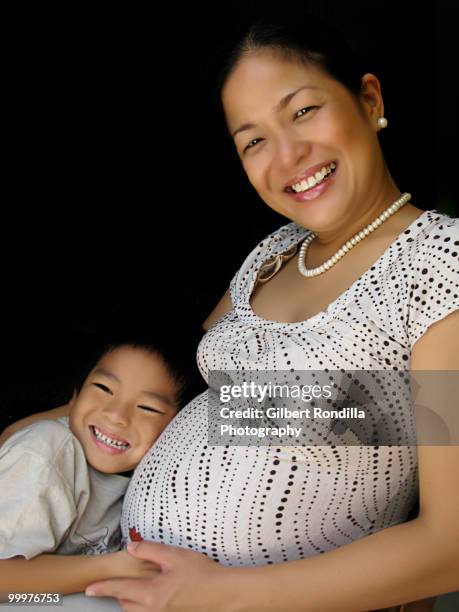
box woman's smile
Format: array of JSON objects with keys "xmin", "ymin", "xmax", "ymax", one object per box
[{"xmin": 284, "ymin": 161, "xmax": 338, "ymax": 202}]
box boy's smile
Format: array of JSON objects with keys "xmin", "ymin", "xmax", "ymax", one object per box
[{"xmin": 89, "ymin": 424, "xmax": 131, "ymax": 454}]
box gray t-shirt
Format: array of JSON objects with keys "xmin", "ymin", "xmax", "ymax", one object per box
[{"xmin": 0, "ymin": 416, "xmax": 129, "ymax": 559}]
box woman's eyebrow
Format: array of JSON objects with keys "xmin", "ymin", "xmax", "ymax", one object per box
[
  {"xmin": 232, "ymin": 84, "xmax": 320, "ymax": 138},
  {"xmin": 92, "ymin": 367, "xmax": 175, "ymax": 407}
]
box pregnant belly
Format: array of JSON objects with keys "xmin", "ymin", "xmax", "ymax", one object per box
[{"xmin": 121, "ymin": 391, "xmax": 418, "ymax": 566}]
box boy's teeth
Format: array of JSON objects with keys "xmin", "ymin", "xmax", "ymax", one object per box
[
  {"xmin": 291, "ymin": 162, "xmax": 336, "ymax": 193},
  {"xmin": 93, "ymin": 426, "xmax": 129, "ymax": 448}
]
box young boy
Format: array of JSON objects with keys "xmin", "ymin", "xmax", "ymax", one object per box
[{"xmin": 0, "ymin": 336, "xmax": 186, "ymax": 594}]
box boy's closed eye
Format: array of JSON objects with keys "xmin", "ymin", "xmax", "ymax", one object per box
[{"xmin": 91, "ymin": 383, "xmax": 167, "ymax": 415}]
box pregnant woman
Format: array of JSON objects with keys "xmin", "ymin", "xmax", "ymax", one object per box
[{"xmin": 2, "ymin": 10, "xmax": 458, "ymax": 612}]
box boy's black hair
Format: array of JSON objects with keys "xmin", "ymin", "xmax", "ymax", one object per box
[{"xmin": 72, "ymin": 327, "xmax": 198, "ymax": 410}]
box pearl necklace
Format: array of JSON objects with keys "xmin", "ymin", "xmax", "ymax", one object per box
[{"xmin": 297, "ymin": 192, "xmax": 412, "ymax": 277}]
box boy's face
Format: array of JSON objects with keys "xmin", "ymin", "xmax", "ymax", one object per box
[{"xmin": 69, "ymin": 346, "xmax": 179, "ymax": 474}]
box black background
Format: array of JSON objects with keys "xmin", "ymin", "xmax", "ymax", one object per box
[{"xmin": 1, "ymin": 0, "xmax": 457, "ymax": 428}]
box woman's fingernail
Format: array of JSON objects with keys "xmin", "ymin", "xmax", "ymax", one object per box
[{"xmin": 85, "ymin": 589, "xmax": 95, "ymax": 597}]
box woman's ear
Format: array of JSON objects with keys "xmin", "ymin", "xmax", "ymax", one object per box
[{"xmin": 358, "ymin": 73, "xmax": 384, "ymax": 124}]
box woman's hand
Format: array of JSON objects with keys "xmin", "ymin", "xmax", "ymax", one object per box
[
  {"xmin": 109, "ymin": 549, "xmax": 161, "ymax": 580},
  {"xmin": 86, "ymin": 541, "xmax": 239, "ymax": 611}
]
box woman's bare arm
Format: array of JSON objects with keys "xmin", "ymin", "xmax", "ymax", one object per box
[
  {"xmin": 0, "ymin": 550, "xmax": 157, "ymax": 595},
  {"xmin": 86, "ymin": 516, "xmax": 457, "ymax": 611},
  {"xmin": 202, "ymin": 288, "xmax": 232, "ymax": 331},
  {"xmin": 0, "ymin": 402, "xmax": 71, "ymax": 447}
]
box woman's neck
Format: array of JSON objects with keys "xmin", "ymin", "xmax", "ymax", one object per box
[
  {"xmin": 314, "ymin": 177, "xmax": 410, "ymax": 242},
  {"xmin": 311, "ymin": 200, "xmax": 423, "ymax": 260}
]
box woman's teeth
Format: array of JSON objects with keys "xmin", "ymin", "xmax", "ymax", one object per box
[
  {"xmin": 290, "ymin": 162, "xmax": 336, "ymax": 193},
  {"xmin": 92, "ymin": 426, "xmax": 130, "ymax": 449}
]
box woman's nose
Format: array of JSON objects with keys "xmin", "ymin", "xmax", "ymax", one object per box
[{"xmin": 274, "ymin": 132, "xmax": 311, "ymax": 168}]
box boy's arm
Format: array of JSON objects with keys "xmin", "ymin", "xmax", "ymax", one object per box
[
  {"xmin": 0, "ymin": 403, "xmax": 70, "ymax": 447},
  {"xmin": 0, "ymin": 550, "xmax": 158, "ymax": 595}
]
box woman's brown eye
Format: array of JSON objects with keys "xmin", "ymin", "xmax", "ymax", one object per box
[
  {"xmin": 244, "ymin": 138, "xmax": 262, "ymax": 152},
  {"xmin": 243, "ymin": 107, "xmax": 319, "ymax": 153},
  {"xmin": 295, "ymin": 106, "xmax": 318, "ymax": 119}
]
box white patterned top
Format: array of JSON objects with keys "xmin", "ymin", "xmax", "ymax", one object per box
[{"xmin": 121, "ymin": 209, "xmax": 458, "ymax": 566}]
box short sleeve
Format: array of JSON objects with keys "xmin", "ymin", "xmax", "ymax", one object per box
[
  {"xmin": 0, "ymin": 423, "xmax": 78, "ymax": 559},
  {"xmin": 406, "ymin": 218, "xmax": 459, "ymax": 349}
]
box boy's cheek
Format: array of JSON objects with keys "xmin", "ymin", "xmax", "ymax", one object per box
[
  {"xmin": 68, "ymin": 409, "xmax": 78, "ymax": 436},
  {"xmin": 68, "ymin": 406, "xmax": 91, "ymax": 447},
  {"xmin": 69, "ymin": 398, "xmax": 96, "ymax": 428}
]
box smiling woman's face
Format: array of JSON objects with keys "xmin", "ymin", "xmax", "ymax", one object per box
[{"xmin": 221, "ymin": 49, "xmax": 388, "ymax": 233}]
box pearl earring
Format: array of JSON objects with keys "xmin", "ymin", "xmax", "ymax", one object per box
[{"xmin": 377, "ymin": 117, "xmax": 388, "ymax": 129}]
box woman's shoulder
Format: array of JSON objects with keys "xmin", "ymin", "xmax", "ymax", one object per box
[
  {"xmin": 398, "ymin": 209, "xmax": 458, "ymax": 349},
  {"xmin": 410, "ymin": 209, "xmax": 458, "ymax": 258},
  {"xmin": 419, "ymin": 209, "xmax": 458, "ymax": 233},
  {"xmin": 265, "ymin": 221, "xmax": 311, "ymax": 248},
  {"xmin": 244, "ymin": 221, "xmax": 310, "ymax": 262},
  {"xmin": 229, "ymin": 222, "xmax": 309, "ymax": 298}
]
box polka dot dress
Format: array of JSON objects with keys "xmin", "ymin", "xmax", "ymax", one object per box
[{"xmin": 121, "ymin": 210, "xmax": 458, "ymax": 566}]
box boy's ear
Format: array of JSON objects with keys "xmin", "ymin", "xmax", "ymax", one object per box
[{"xmin": 68, "ymin": 388, "xmax": 78, "ymax": 407}]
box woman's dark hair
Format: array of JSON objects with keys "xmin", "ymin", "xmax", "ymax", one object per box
[
  {"xmin": 71, "ymin": 328, "xmax": 195, "ymax": 410},
  {"xmin": 209, "ymin": 10, "xmax": 372, "ymax": 136}
]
